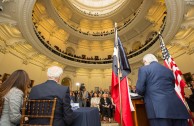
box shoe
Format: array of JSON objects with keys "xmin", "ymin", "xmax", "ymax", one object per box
[{"xmin": 108, "ymin": 118, "xmax": 111, "ymax": 123}]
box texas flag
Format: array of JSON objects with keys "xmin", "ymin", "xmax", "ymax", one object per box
[{"xmin": 111, "ymin": 28, "xmax": 134, "ymax": 126}]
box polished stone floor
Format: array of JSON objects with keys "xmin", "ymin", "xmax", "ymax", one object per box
[
  {"xmin": 101, "ymin": 123, "xmax": 119, "ymax": 126},
  {"xmin": 101, "ymin": 120, "xmax": 119, "ymax": 126}
]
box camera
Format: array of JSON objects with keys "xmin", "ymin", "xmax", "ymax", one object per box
[{"xmin": 79, "ymin": 83, "xmax": 85, "ymax": 91}]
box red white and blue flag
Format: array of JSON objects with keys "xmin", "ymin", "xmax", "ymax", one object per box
[
  {"xmin": 159, "ymin": 34, "xmax": 193, "ymax": 126},
  {"xmin": 111, "ymin": 27, "xmax": 134, "ymax": 126}
]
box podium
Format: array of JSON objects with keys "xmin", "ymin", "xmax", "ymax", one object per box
[{"xmin": 132, "ymin": 98, "xmax": 149, "ymax": 126}]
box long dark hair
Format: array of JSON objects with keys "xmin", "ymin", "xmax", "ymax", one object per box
[{"xmin": 0, "ymin": 70, "xmax": 30, "ymax": 117}]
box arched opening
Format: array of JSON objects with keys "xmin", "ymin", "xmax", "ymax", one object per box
[
  {"xmin": 61, "ymin": 77, "xmax": 72, "ymax": 88},
  {"xmin": 132, "ymin": 41, "xmax": 141, "ymax": 51},
  {"xmin": 145, "ymin": 31, "xmax": 157, "ymax": 42},
  {"xmin": 123, "ymin": 47, "xmax": 128, "ymax": 53},
  {"xmin": 66, "ymin": 47, "xmax": 75, "ymax": 55}
]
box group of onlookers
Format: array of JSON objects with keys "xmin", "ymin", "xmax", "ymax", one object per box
[
  {"xmin": 0, "ymin": 67, "xmax": 118, "ymax": 126},
  {"xmin": 70, "ymin": 88, "xmax": 115, "ymax": 123},
  {"xmin": 1, "ymin": 65, "xmax": 193, "ymax": 126}
]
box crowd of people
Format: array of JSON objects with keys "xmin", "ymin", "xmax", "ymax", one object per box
[
  {"xmin": 0, "ymin": 67, "xmax": 116, "ymax": 125},
  {"xmin": 0, "ymin": 67, "xmax": 138, "ymax": 125},
  {"xmin": 0, "ymin": 53, "xmax": 194, "ymax": 126},
  {"xmin": 69, "ymin": 88, "xmax": 115, "ymax": 123},
  {"xmin": 34, "ymin": 26, "xmax": 161, "ymax": 64}
]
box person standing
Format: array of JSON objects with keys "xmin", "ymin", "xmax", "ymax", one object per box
[
  {"xmin": 0, "ymin": 70, "xmax": 30, "ymax": 126},
  {"xmin": 29, "ymin": 66, "xmax": 73, "ymax": 126},
  {"xmin": 82, "ymin": 87, "xmax": 88, "ymax": 107},
  {"xmin": 0, "ymin": 79, "xmax": 2, "ymax": 86},
  {"xmin": 192, "ymin": 74, "xmax": 194, "ymax": 81},
  {"xmin": 70, "ymin": 91, "xmax": 76, "ymax": 103},
  {"xmin": 136, "ymin": 54, "xmax": 190, "ymax": 126}
]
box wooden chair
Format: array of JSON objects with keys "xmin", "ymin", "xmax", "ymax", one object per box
[
  {"xmin": 0, "ymin": 98, "xmax": 4, "ymax": 116},
  {"xmin": 20, "ymin": 98, "xmax": 57, "ymax": 126}
]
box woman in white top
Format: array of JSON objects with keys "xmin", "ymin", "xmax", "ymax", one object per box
[
  {"xmin": 0, "ymin": 70, "xmax": 30, "ymax": 126},
  {"xmin": 90, "ymin": 92, "xmax": 100, "ymax": 110}
]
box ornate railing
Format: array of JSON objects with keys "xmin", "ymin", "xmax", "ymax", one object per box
[
  {"xmin": 33, "ymin": 17, "xmax": 166, "ymax": 64},
  {"xmin": 51, "ymin": 4, "xmax": 142, "ymax": 37}
]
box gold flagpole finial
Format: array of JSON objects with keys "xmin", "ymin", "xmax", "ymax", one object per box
[{"xmin": 115, "ymin": 22, "xmax": 117, "ymax": 28}]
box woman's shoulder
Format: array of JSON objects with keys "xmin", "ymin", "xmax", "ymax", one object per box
[
  {"xmin": 11, "ymin": 87, "xmax": 23, "ymax": 93},
  {"xmin": 5, "ymin": 87, "xmax": 23, "ymax": 97}
]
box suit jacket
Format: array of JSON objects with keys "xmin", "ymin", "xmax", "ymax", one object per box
[
  {"xmin": 136, "ymin": 61, "xmax": 190, "ymax": 119},
  {"xmin": 100, "ymin": 97, "xmax": 112, "ymax": 108},
  {"xmin": 29, "ymin": 80, "xmax": 73, "ymax": 126}
]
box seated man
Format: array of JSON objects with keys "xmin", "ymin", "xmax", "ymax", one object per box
[
  {"xmin": 29, "ymin": 66, "xmax": 73, "ymax": 126},
  {"xmin": 100, "ymin": 93, "xmax": 112, "ymax": 122}
]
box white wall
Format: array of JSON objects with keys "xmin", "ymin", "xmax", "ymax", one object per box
[
  {"xmin": 174, "ymin": 53, "xmax": 194, "ymax": 74},
  {"xmin": 0, "ymin": 52, "xmax": 112, "ymax": 91},
  {"xmin": 0, "ymin": 52, "xmax": 48, "ymax": 85},
  {"xmin": 1, "ymin": 51, "xmax": 193, "ymax": 91}
]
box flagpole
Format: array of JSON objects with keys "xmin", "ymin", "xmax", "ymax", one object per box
[
  {"xmin": 158, "ymin": 32, "xmax": 193, "ymax": 125},
  {"xmin": 115, "ymin": 22, "xmax": 123, "ymax": 126}
]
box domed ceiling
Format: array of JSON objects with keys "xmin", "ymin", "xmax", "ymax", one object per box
[
  {"xmin": 30, "ymin": 0, "xmax": 166, "ymax": 67},
  {"xmin": 1, "ymin": 0, "xmax": 193, "ymax": 70},
  {"xmin": 68, "ymin": 0, "xmax": 126, "ymax": 16}
]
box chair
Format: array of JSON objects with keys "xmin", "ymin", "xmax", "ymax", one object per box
[
  {"xmin": 20, "ymin": 98, "xmax": 57, "ymax": 126},
  {"xmin": 0, "ymin": 98, "xmax": 4, "ymax": 116}
]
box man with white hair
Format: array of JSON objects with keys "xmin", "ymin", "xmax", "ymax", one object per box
[
  {"xmin": 136, "ymin": 54, "xmax": 190, "ymax": 126},
  {"xmin": 29, "ymin": 66, "xmax": 73, "ymax": 126}
]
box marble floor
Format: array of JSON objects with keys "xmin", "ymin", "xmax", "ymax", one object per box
[
  {"xmin": 101, "ymin": 120, "xmax": 119, "ymax": 126},
  {"xmin": 101, "ymin": 123, "xmax": 119, "ymax": 126}
]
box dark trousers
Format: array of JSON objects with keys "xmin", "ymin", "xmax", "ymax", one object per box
[
  {"xmin": 149, "ymin": 119, "xmax": 189, "ymax": 126},
  {"xmin": 102, "ymin": 107, "xmax": 111, "ymax": 118}
]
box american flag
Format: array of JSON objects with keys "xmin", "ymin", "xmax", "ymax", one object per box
[{"xmin": 159, "ymin": 34, "xmax": 193, "ymax": 126}]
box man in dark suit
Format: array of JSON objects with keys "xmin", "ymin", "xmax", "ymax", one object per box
[
  {"xmin": 29, "ymin": 66, "xmax": 73, "ymax": 126},
  {"xmin": 136, "ymin": 54, "xmax": 190, "ymax": 126}
]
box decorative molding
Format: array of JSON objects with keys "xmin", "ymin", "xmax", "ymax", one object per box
[
  {"xmin": 181, "ymin": 21, "xmax": 194, "ymax": 29},
  {"xmin": 2, "ymin": 0, "xmax": 13, "ymax": 3},
  {"xmin": 25, "ymin": 52, "xmax": 40, "ymax": 59},
  {"xmin": 41, "ymin": 66, "xmax": 47, "ymax": 71},
  {"xmin": 185, "ymin": 0, "xmax": 194, "ymax": 5},
  {"xmin": 0, "ymin": 17, "xmax": 17, "ymax": 26},
  {"xmin": 170, "ymin": 40, "xmax": 189, "ymax": 49},
  {"xmin": 5, "ymin": 38, "xmax": 26, "ymax": 46},
  {"xmin": 0, "ymin": 47, "xmax": 7, "ymax": 54},
  {"xmin": 22, "ymin": 59, "xmax": 29, "ymax": 65},
  {"xmin": 186, "ymin": 47, "xmax": 194, "ymax": 54}
]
